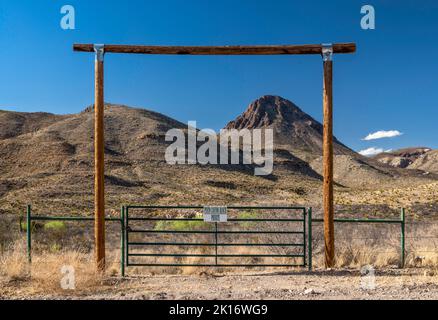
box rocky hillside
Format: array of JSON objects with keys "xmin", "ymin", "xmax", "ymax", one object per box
[
  {"xmin": 373, "ymin": 147, "xmax": 438, "ymax": 173},
  {"xmin": 0, "ymin": 110, "xmax": 66, "ymax": 140},
  {"xmin": 373, "ymin": 147, "xmax": 431, "ymax": 168},
  {"xmin": 0, "ymin": 97, "xmax": 436, "ymax": 215},
  {"xmin": 225, "ymin": 95, "xmax": 353, "ymax": 160},
  {"xmin": 0, "ymin": 102, "xmax": 322, "ymax": 215},
  {"xmin": 409, "ymin": 150, "xmax": 438, "ymax": 173}
]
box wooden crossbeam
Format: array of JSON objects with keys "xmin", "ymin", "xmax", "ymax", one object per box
[{"xmin": 73, "ymin": 43, "xmax": 356, "ymax": 55}]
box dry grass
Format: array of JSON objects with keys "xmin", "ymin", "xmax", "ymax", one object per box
[
  {"xmin": 335, "ymin": 182, "xmax": 438, "ymax": 209},
  {"xmin": 2, "ymin": 213, "xmax": 438, "ymax": 298},
  {"xmin": 405, "ymin": 222, "xmax": 438, "ymax": 269},
  {"xmin": 0, "ymin": 240, "xmax": 121, "ymax": 296},
  {"xmin": 0, "ymin": 240, "xmax": 28, "ymax": 281},
  {"xmin": 310, "ymin": 222, "xmax": 438, "ymax": 269}
]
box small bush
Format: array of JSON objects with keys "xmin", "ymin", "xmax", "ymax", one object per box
[
  {"xmin": 20, "ymin": 221, "xmax": 43, "ymax": 232},
  {"xmin": 238, "ymin": 211, "xmax": 260, "ymax": 219},
  {"xmin": 238, "ymin": 211, "xmax": 260, "ymax": 228},
  {"xmin": 50, "ymin": 243, "xmax": 62, "ymax": 252},
  {"xmin": 292, "ymin": 187, "xmax": 307, "ymax": 196},
  {"xmin": 154, "ymin": 213, "xmax": 211, "ymax": 231},
  {"xmin": 44, "ymin": 221, "xmax": 66, "ymax": 232}
]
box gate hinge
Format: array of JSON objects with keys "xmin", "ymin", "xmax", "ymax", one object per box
[
  {"xmin": 94, "ymin": 44, "xmax": 105, "ymax": 62},
  {"xmin": 321, "ymin": 43, "xmax": 333, "ymax": 62}
]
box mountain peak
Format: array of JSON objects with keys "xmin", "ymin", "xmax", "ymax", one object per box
[
  {"xmin": 225, "ymin": 95, "xmax": 352, "ymax": 158},
  {"xmin": 226, "ymin": 95, "xmax": 308, "ymax": 130}
]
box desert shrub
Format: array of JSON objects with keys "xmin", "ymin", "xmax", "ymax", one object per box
[
  {"xmin": 43, "ymin": 221, "xmax": 66, "ymax": 232},
  {"xmin": 292, "ymin": 187, "xmax": 307, "ymax": 196},
  {"xmin": 238, "ymin": 211, "xmax": 260, "ymax": 228},
  {"xmin": 50, "ymin": 243, "xmax": 62, "ymax": 252},
  {"xmin": 20, "ymin": 221, "xmax": 44, "ymax": 232},
  {"xmin": 154, "ymin": 213, "xmax": 211, "ymax": 231}
]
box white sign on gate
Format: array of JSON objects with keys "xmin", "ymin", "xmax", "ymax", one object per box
[{"xmin": 203, "ymin": 206, "xmax": 227, "ymax": 222}]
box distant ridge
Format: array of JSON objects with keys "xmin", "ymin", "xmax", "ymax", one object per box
[{"xmin": 374, "ymin": 147, "xmax": 438, "ymax": 173}]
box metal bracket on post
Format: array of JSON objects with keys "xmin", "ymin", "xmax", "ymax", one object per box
[
  {"xmin": 321, "ymin": 43, "xmax": 333, "ymax": 62},
  {"xmin": 94, "ymin": 44, "xmax": 105, "ymax": 62}
]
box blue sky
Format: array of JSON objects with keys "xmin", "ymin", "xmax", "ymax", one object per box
[{"xmin": 1, "ymin": 1, "xmax": 438, "ymax": 154}]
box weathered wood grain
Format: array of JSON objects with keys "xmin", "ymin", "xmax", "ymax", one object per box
[{"xmin": 74, "ymin": 43, "xmax": 356, "ymax": 55}]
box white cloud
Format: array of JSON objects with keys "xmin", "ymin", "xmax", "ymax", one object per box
[
  {"xmin": 359, "ymin": 147, "xmax": 384, "ymax": 157},
  {"xmin": 362, "ymin": 130, "xmax": 402, "ymax": 141}
]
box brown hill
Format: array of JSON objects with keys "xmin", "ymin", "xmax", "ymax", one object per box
[
  {"xmin": 373, "ymin": 147, "xmax": 435, "ymax": 170},
  {"xmin": 409, "ymin": 150, "xmax": 438, "ymax": 173},
  {"xmin": 0, "ymin": 110, "xmax": 65, "ymax": 140},
  {"xmin": 374, "ymin": 147, "xmax": 438, "ymax": 174},
  {"xmin": 0, "ymin": 103, "xmax": 324, "ymax": 215},
  {"xmin": 0, "ymin": 98, "xmax": 436, "ymax": 215},
  {"xmin": 373, "ymin": 147, "xmax": 432, "ymax": 169}
]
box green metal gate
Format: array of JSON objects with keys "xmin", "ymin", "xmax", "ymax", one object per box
[{"xmin": 123, "ymin": 205, "xmax": 312, "ymax": 274}]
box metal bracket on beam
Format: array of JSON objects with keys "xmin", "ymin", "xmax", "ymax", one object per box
[
  {"xmin": 94, "ymin": 44, "xmax": 105, "ymax": 62},
  {"xmin": 321, "ymin": 43, "xmax": 333, "ymax": 62}
]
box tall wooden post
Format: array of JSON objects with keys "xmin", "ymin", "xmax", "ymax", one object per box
[
  {"xmin": 322, "ymin": 44, "xmax": 335, "ymax": 268},
  {"xmin": 94, "ymin": 44, "xmax": 105, "ymax": 271}
]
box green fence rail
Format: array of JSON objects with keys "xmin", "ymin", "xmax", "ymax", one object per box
[{"xmin": 25, "ymin": 205, "xmax": 125, "ymax": 275}]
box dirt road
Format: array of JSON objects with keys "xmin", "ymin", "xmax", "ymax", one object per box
[{"xmin": 2, "ymin": 268, "xmax": 438, "ymax": 300}]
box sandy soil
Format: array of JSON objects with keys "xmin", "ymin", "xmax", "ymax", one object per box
[{"xmin": 2, "ymin": 268, "xmax": 438, "ymax": 300}]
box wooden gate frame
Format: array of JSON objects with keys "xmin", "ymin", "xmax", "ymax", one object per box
[{"xmin": 73, "ymin": 42, "xmax": 356, "ymax": 270}]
